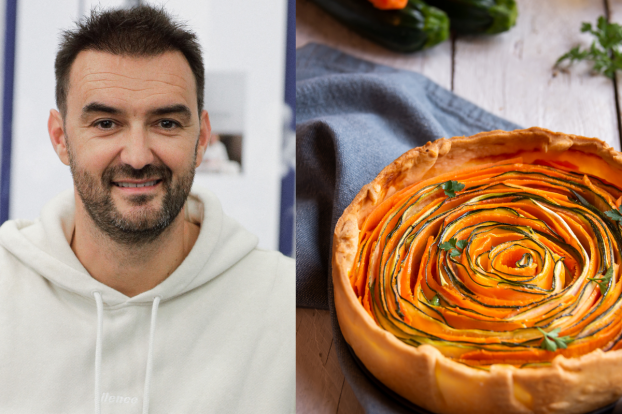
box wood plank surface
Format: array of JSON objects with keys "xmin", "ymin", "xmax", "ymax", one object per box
[
  {"xmin": 453, "ymin": 0, "xmax": 620, "ymax": 150},
  {"xmin": 295, "ymin": 308, "xmax": 364, "ymax": 414},
  {"xmin": 336, "ymin": 379, "xmax": 364, "ymax": 414},
  {"xmin": 608, "ymin": 0, "xmax": 622, "ymax": 136}
]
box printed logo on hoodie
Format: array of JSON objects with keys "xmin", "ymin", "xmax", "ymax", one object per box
[{"xmin": 101, "ymin": 393, "xmax": 138, "ymax": 404}]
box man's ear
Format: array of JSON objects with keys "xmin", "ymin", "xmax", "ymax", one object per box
[
  {"xmin": 195, "ymin": 110, "xmax": 211, "ymax": 168},
  {"xmin": 48, "ymin": 109, "xmax": 69, "ymax": 166}
]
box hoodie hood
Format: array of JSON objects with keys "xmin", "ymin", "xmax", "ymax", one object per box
[{"xmin": 0, "ymin": 186, "xmax": 258, "ymax": 306}]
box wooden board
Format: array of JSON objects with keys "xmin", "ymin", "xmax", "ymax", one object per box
[
  {"xmin": 453, "ymin": 0, "xmax": 621, "ymax": 149},
  {"xmin": 296, "ymin": 308, "xmax": 364, "ymax": 414},
  {"xmin": 608, "ymin": 0, "xmax": 622, "ymax": 143}
]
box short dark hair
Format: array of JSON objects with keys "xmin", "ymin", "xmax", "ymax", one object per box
[{"xmin": 55, "ymin": 5, "xmax": 204, "ymax": 116}]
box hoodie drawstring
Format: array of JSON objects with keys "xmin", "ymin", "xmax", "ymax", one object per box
[
  {"xmin": 93, "ymin": 292, "xmax": 104, "ymax": 414},
  {"xmin": 142, "ymin": 296, "xmax": 161, "ymax": 414},
  {"xmin": 92, "ymin": 293, "xmax": 162, "ymax": 414}
]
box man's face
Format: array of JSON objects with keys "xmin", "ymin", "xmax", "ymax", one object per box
[{"xmin": 49, "ymin": 50, "xmax": 209, "ymax": 244}]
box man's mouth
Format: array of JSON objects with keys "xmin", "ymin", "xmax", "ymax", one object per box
[{"xmin": 113, "ymin": 179, "xmax": 162, "ymax": 188}]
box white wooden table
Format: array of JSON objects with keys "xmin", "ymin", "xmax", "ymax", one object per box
[{"xmin": 296, "ymin": 0, "xmax": 622, "ymax": 412}]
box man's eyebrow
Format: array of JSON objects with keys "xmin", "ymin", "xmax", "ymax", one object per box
[
  {"xmin": 79, "ymin": 103, "xmax": 193, "ymax": 122},
  {"xmin": 81, "ymin": 102, "xmax": 121, "ymax": 118},
  {"xmin": 149, "ymin": 104, "xmax": 192, "ymax": 121}
]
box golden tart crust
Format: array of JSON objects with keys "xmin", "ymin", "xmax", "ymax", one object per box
[{"xmin": 332, "ymin": 127, "xmax": 622, "ymax": 414}]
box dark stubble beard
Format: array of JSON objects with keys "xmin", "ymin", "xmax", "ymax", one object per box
[{"xmin": 67, "ymin": 138, "xmax": 196, "ymax": 246}]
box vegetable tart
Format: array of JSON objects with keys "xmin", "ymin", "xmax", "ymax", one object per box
[{"xmin": 332, "ymin": 127, "xmax": 622, "ymax": 414}]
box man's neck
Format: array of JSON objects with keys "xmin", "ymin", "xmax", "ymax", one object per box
[{"xmin": 70, "ymin": 202, "xmax": 200, "ymax": 298}]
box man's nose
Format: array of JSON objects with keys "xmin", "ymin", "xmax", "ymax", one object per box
[{"xmin": 119, "ymin": 127, "xmax": 155, "ymax": 169}]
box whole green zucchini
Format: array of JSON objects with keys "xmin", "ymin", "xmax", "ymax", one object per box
[
  {"xmin": 424, "ymin": 0, "xmax": 517, "ymax": 34},
  {"xmin": 310, "ymin": 0, "xmax": 449, "ymax": 53}
]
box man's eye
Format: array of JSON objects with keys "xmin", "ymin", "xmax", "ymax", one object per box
[
  {"xmin": 95, "ymin": 120, "xmax": 115, "ymax": 129},
  {"xmin": 159, "ymin": 120, "xmax": 179, "ymax": 129}
]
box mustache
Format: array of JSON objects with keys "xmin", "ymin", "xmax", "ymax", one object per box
[{"xmin": 102, "ymin": 164, "xmax": 173, "ymax": 185}]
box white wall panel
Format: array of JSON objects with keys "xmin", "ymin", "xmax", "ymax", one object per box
[
  {"xmin": 146, "ymin": 0, "xmax": 287, "ymax": 251},
  {"xmin": 10, "ymin": 0, "xmax": 80, "ymax": 226}
]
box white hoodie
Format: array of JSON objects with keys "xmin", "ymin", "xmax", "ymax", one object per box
[{"xmin": 0, "ymin": 187, "xmax": 294, "ymax": 414}]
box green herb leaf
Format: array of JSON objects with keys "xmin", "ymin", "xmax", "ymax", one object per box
[
  {"xmin": 439, "ymin": 238, "xmax": 456, "ymax": 251},
  {"xmin": 542, "ymin": 336, "xmax": 557, "ymax": 352},
  {"xmin": 556, "ymin": 45, "xmax": 589, "ymax": 65},
  {"xmin": 547, "ymin": 327, "xmax": 561, "ymax": 337},
  {"xmin": 439, "ymin": 237, "xmax": 465, "ymax": 257},
  {"xmin": 430, "ymin": 295, "xmax": 440, "ymax": 306},
  {"xmin": 441, "ymin": 180, "xmax": 465, "ymax": 198},
  {"xmin": 537, "ymin": 327, "xmax": 574, "ymax": 352},
  {"xmin": 605, "ymin": 206, "xmax": 622, "ymax": 223},
  {"xmin": 556, "ymin": 336, "xmax": 573, "ymax": 350},
  {"xmin": 587, "ymin": 266, "xmax": 615, "ymax": 295},
  {"xmin": 556, "ymin": 16, "xmax": 622, "ymax": 79},
  {"xmin": 449, "ymin": 249, "xmax": 461, "ymax": 257}
]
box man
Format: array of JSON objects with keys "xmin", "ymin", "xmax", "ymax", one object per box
[{"xmin": 0, "ymin": 5, "xmax": 294, "ymax": 414}]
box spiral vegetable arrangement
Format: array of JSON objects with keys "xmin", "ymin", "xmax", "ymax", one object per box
[{"xmin": 350, "ymin": 157, "xmax": 622, "ymax": 368}]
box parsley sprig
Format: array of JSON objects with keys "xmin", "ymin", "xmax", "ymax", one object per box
[
  {"xmin": 587, "ymin": 266, "xmax": 614, "ymax": 295},
  {"xmin": 439, "ymin": 237, "xmax": 467, "ymax": 257},
  {"xmin": 556, "ymin": 16, "xmax": 622, "ymax": 79},
  {"xmin": 537, "ymin": 327, "xmax": 573, "ymax": 352},
  {"xmin": 441, "ymin": 180, "xmax": 465, "ymax": 198},
  {"xmin": 605, "ymin": 205, "xmax": 622, "ymax": 224}
]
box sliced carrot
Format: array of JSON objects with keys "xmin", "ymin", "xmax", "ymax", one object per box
[{"xmin": 351, "ymin": 159, "xmax": 622, "ymax": 365}]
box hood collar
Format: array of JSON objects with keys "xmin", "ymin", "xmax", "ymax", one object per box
[{"xmin": 0, "ymin": 187, "xmax": 258, "ymax": 306}]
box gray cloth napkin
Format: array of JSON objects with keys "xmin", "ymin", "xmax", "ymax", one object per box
[
  {"xmin": 296, "ymin": 43, "xmax": 520, "ymax": 310},
  {"xmin": 296, "ymin": 43, "xmax": 525, "ymax": 413}
]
